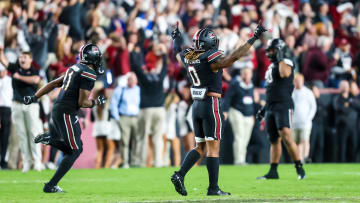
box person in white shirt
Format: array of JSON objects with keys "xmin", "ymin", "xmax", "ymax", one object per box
[
  {"xmin": 292, "ymin": 73, "xmax": 316, "ymax": 162},
  {"xmin": 0, "ymin": 65, "xmax": 13, "ymax": 169}
]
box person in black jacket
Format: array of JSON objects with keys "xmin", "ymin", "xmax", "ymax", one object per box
[
  {"xmin": 309, "ymin": 85, "xmax": 326, "ymax": 163},
  {"xmin": 223, "ymin": 67, "xmax": 257, "ymax": 165},
  {"xmin": 332, "ymin": 80, "xmax": 359, "ymax": 162},
  {"xmin": 130, "ymin": 43, "xmax": 168, "ymax": 167}
]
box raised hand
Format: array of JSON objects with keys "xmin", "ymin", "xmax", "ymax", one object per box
[
  {"xmin": 253, "ymin": 20, "xmax": 267, "ymax": 39},
  {"xmin": 171, "ymin": 21, "xmax": 181, "ymax": 40}
]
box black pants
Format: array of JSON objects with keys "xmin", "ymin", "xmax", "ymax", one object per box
[
  {"xmin": 309, "ymin": 122, "xmax": 324, "ymax": 163},
  {"xmin": 0, "ymin": 107, "xmax": 11, "ymax": 168},
  {"xmin": 337, "ymin": 124, "xmax": 357, "ymax": 162}
]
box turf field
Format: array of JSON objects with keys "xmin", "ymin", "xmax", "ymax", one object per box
[{"xmin": 0, "ymin": 164, "xmax": 359, "ymax": 203}]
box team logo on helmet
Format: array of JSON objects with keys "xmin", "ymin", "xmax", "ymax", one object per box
[
  {"xmin": 92, "ymin": 46, "xmax": 99, "ymax": 54},
  {"xmin": 209, "ymin": 32, "xmax": 216, "ymax": 39}
]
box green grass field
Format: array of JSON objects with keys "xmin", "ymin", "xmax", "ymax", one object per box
[{"xmin": 0, "ymin": 164, "xmax": 359, "ymax": 203}]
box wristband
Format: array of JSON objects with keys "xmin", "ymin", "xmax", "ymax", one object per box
[{"xmin": 247, "ymin": 37, "xmax": 256, "ymax": 45}]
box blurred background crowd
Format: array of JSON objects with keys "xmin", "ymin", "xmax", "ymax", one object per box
[{"xmin": 0, "ymin": 0, "xmax": 360, "ymax": 172}]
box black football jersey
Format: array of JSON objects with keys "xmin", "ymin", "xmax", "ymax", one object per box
[
  {"xmin": 54, "ymin": 63, "xmax": 97, "ymax": 114},
  {"xmin": 265, "ymin": 58, "xmax": 294, "ymax": 108},
  {"xmin": 180, "ymin": 48, "xmax": 223, "ymax": 94}
]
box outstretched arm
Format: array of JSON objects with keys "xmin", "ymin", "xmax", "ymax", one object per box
[
  {"xmin": 35, "ymin": 76, "xmax": 64, "ymax": 98},
  {"xmin": 210, "ymin": 22, "xmax": 267, "ymax": 71},
  {"xmin": 24, "ymin": 75, "xmax": 64, "ymax": 104},
  {"xmin": 172, "ymin": 22, "xmax": 184, "ymax": 66}
]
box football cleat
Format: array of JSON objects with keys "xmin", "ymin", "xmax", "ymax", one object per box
[
  {"xmin": 256, "ymin": 171, "xmax": 279, "ymax": 180},
  {"xmin": 296, "ymin": 166, "xmax": 306, "ymax": 180},
  {"xmin": 170, "ymin": 172, "xmax": 187, "ymax": 196},
  {"xmin": 34, "ymin": 133, "xmax": 51, "ymax": 145},
  {"xmin": 43, "ymin": 183, "xmax": 64, "ymax": 193},
  {"xmin": 207, "ymin": 187, "xmax": 231, "ymax": 196}
]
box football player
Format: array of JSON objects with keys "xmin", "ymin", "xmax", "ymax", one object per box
[
  {"xmin": 23, "ymin": 44, "xmax": 106, "ymax": 193},
  {"xmin": 256, "ymin": 39, "xmax": 306, "ymax": 180},
  {"xmin": 170, "ymin": 22, "xmax": 267, "ymax": 196}
]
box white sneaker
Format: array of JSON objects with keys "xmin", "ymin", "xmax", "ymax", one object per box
[
  {"xmin": 122, "ymin": 163, "xmax": 129, "ymax": 169},
  {"xmin": 45, "ymin": 162, "xmax": 57, "ymax": 170},
  {"xmin": 34, "ymin": 163, "xmax": 45, "ymax": 171},
  {"xmin": 22, "ymin": 164, "xmax": 31, "ymax": 173}
]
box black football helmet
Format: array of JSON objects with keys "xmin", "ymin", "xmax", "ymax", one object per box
[
  {"xmin": 266, "ymin": 38, "xmax": 286, "ymax": 62},
  {"xmin": 192, "ymin": 28, "xmax": 219, "ymax": 51},
  {"xmin": 79, "ymin": 44, "xmax": 104, "ymax": 75}
]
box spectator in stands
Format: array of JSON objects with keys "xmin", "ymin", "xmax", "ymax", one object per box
[
  {"xmin": 58, "ymin": 0, "xmax": 86, "ymax": 41},
  {"xmin": 302, "ymin": 36, "xmax": 333, "ymax": 87},
  {"xmin": 105, "ymin": 33, "xmax": 130, "ymax": 79},
  {"xmin": 309, "ymin": 85, "xmax": 326, "ymax": 163},
  {"xmin": 13, "ymin": 3, "xmax": 56, "ymax": 70},
  {"xmin": 0, "ymin": 65, "xmax": 12, "ymax": 169},
  {"xmin": 110, "ymin": 72, "xmax": 140, "ymax": 168},
  {"xmin": 333, "ymin": 80, "xmax": 358, "ymax": 162},
  {"xmin": 292, "ymin": 73, "xmax": 317, "ymax": 162},
  {"xmin": 131, "ymin": 43, "xmax": 167, "ymax": 167},
  {"xmin": 0, "ymin": 48, "xmax": 43, "ymax": 172},
  {"xmin": 223, "ymin": 67, "xmax": 258, "ymax": 165}
]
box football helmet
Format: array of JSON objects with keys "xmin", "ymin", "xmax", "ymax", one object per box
[
  {"xmin": 192, "ymin": 28, "xmax": 219, "ymax": 51},
  {"xmin": 79, "ymin": 44, "xmax": 104, "ymax": 75},
  {"xmin": 266, "ymin": 38, "xmax": 286, "ymax": 62}
]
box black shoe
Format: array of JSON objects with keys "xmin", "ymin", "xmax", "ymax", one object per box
[
  {"xmin": 34, "ymin": 133, "xmax": 51, "ymax": 145},
  {"xmin": 256, "ymin": 170, "xmax": 279, "ymax": 179},
  {"xmin": 296, "ymin": 166, "xmax": 306, "ymax": 180},
  {"xmin": 170, "ymin": 172, "xmax": 187, "ymax": 196},
  {"xmin": 43, "ymin": 183, "xmax": 64, "ymax": 193},
  {"xmin": 207, "ymin": 187, "xmax": 231, "ymax": 196}
]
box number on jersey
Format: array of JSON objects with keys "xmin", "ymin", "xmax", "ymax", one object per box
[
  {"xmin": 188, "ymin": 66, "xmax": 201, "ymax": 86},
  {"xmin": 62, "ymin": 69, "xmax": 74, "ymax": 91}
]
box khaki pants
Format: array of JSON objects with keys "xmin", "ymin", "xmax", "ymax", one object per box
[
  {"xmin": 7, "ymin": 123, "xmax": 19, "ymax": 169},
  {"xmin": 136, "ymin": 107, "xmax": 165, "ymax": 167},
  {"xmin": 229, "ymin": 108, "xmax": 254, "ymax": 165},
  {"xmin": 12, "ymin": 102, "xmax": 42, "ymax": 168},
  {"xmin": 293, "ymin": 126, "xmax": 312, "ymax": 143},
  {"xmin": 118, "ymin": 116, "xmax": 138, "ymax": 167}
]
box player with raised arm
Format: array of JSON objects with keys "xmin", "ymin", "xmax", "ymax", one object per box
[
  {"xmin": 23, "ymin": 44, "xmax": 106, "ymax": 193},
  {"xmin": 170, "ymin": 22, "xmax": 266, "ymax": 196},
  {"xmin": 256, "ymin": 39, "xmax": 306, "ymax": 180}
]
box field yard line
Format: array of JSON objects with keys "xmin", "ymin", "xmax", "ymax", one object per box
[
  {"xmin": 131, "ymin": 197, "xmax": 360, "ymax": 203},
  {"xmin": 0, "ymin": 178, "xmax": 118, "ymax": 184}
]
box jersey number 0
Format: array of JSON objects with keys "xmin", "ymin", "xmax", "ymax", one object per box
[{"xmin": 188, "ymin": 66, "xmax": 201, "ymax": 86}]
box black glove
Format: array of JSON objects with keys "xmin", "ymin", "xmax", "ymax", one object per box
[
  {"xmin": 248, "ymin": 21, "xmax": 267, "ymax": 45},
  {"xmin": 97, "ymin": 95, "xmax": 106, "ymax": 106},
  {"xmin": 171, "ymin": 22, "xmax": 181, "ymax": 40},
  {"xmin": 255, "ymin": 107, "xmax": 266, "ymax": 122},
  {"xmin": 23, "ymin": 95, "xmax": 38, "ymax": 105},
  {"xmin": 253, "ymin": 22, "xmax": 267, "ymax": 39},
  {"xmin": 172, "ymin": 22, "xmax": 182, "ymax": 55}
]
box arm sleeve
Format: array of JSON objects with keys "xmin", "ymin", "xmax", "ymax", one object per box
[
  {"xmin": 130, "ymin": 51, "xmax": 147, "ymax": 82},
  {"xmin": 159, "ymin": 54, "xmax": 168, "ymax": 80},
  {"xmin": 110, "ymin": 87, "xmax": 121, "ymax": 121},
  {"xmin": 79, "ymin": 72, "xmax": 96, "ymax": 90}
]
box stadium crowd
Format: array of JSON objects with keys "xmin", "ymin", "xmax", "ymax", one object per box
[{"xmin": 0, "ymin": 0, "xmax": 360, "ymax": 172}]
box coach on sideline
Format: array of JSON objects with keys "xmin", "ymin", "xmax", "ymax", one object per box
[{"xmin": 0, "ymin": 47, "xmax": 43, "ymax": 172}]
